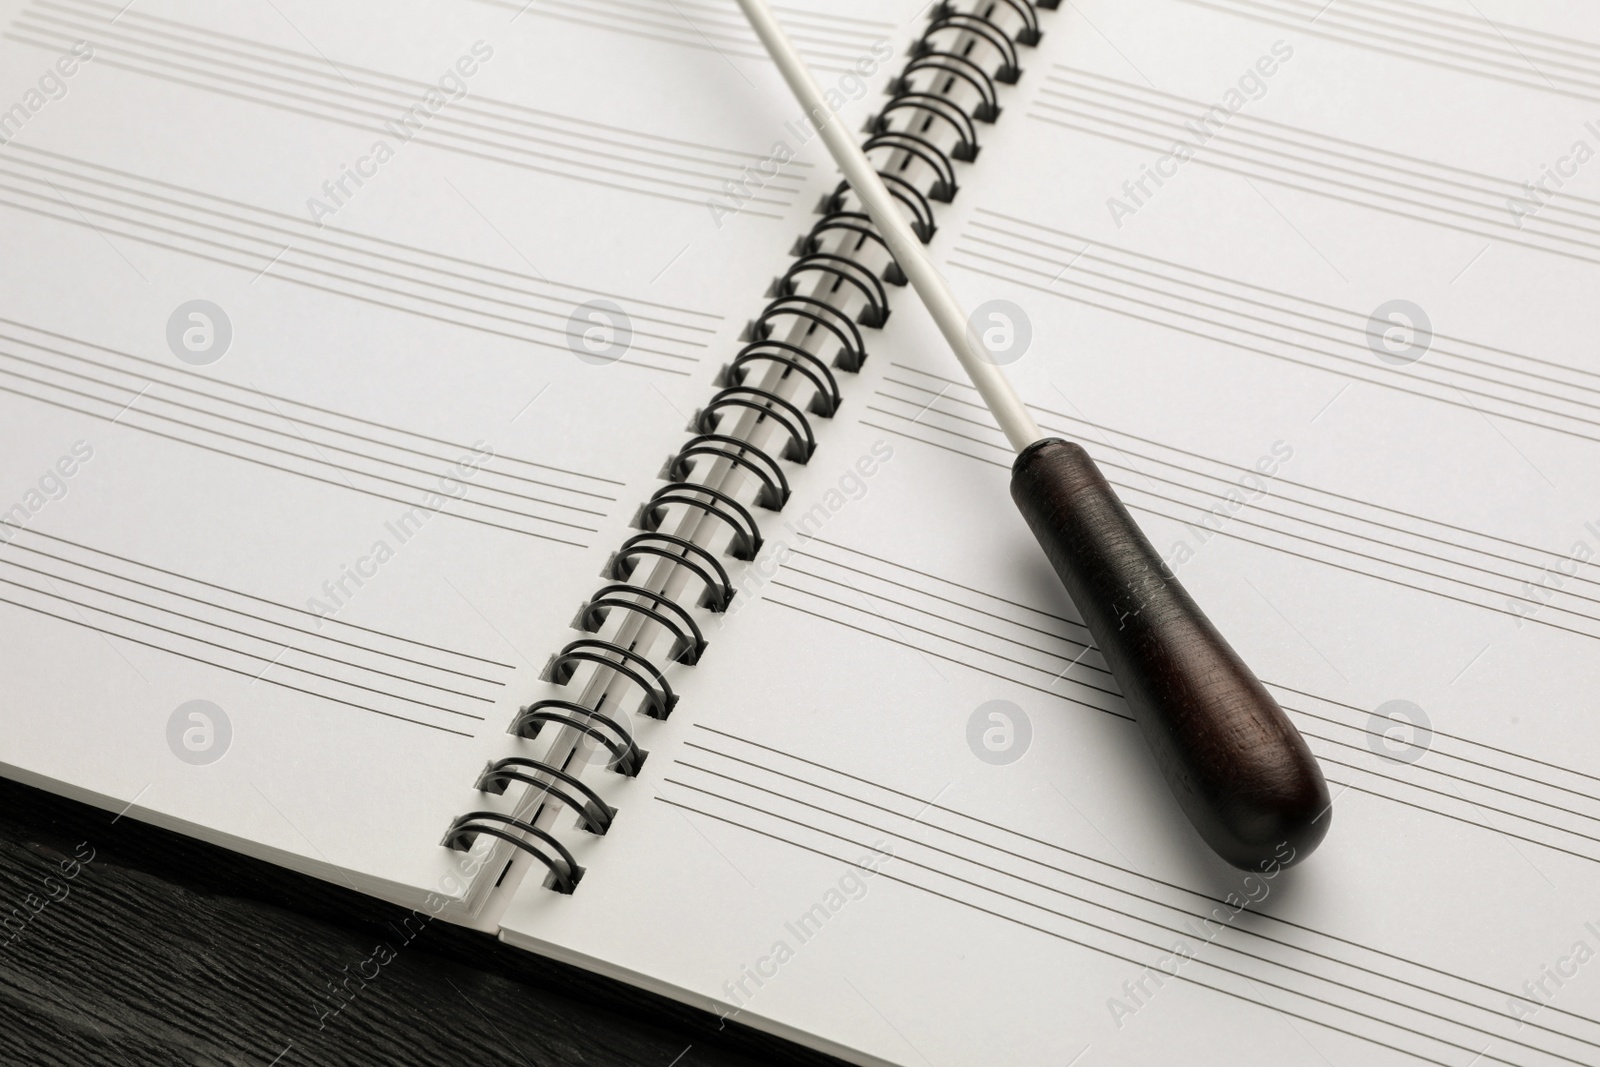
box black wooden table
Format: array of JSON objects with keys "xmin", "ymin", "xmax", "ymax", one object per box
[{"xmin": 0, "ymin": 776, "xmax": 847, "ymax": 1067}]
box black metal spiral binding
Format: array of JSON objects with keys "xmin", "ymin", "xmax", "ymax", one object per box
[
  {"xmin": 752, "ymin": 295, "xmax": 868, "ymax": 372},
  {"xmin": 443, "ymin": 811, "xmax": 583, "ymax": 894},
  {"xmin": 582, "ymin": 582, "xmax": 709, "ymax": 664},
  {"xmin": 612, "ymin": 530, "xmax": 736, "ymax": 611},
  {"xmin": 876, "ymin": 95, "xmax": 979, "ymax": 161},
  {"xmin": 865, "ymin": 131, "xmax": 959, "ymax": 201},
  {"xmin": 511, "ymin": 698, "xmax": 646, "ymax": 776},
  {"xmin": 778, "ymin": 252, "xmax": 892, "ymax": 329},
  {"xmin": 892, "ymin": 52, "xmax": 1001, "ymax": 121},
  {"xmin": 699, "ymin": 387, "xmax": 816, "ymax": 464},
  {"xmin": 924, "ymin": 13, "xmax": 1023, "ymax": 82},
  {"xmin": 643, "ymin": 482, "xmax": 764, "ymax": 563},
  {"xmin": 728, "ymin": 339, "xmax": 844, "ymax": 417},
  {"xmin": 796, "ymin": 211, "xmax": 908, "ymax": 287},
  {"xmin": 549, "ymin": 637, "xmax": 678, "ymax": 719},
  {"xmin": 445, "ymin": 0, "xmax": 1051, "ymax": 895},
  {"xmin": 477, "ymin": 757, "xmax": 616, "ymax": 835},
  {"xmin": 829, "ymin": 175, "xmax": 937, "ymax": 242},
  {"xmin": 667, "ymin": 435, "xmax": 789, "ymax": 511}
]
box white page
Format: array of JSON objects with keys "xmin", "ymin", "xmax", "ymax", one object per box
[
  {"xmin": 500, "ymin": 0, "xmax": 1600, "ymax": 1062},
  {"xmin": 0, "ymin": 0, "xmax": 880, "ymax": 911}
]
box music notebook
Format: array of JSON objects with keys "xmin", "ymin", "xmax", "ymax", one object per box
[{"xmin": 3, "ymin": 0, "xmax": 1600, "ymax": 1063}]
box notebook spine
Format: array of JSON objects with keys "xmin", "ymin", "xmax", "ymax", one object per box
[{"xmin": 444, "ymin": 0, "xmax": 1055, "ymax": 895}]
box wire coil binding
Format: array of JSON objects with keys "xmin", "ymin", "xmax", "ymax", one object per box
[{"xmin": 445, "ymin": 0, "xmax": 1053, "ymax": 895}]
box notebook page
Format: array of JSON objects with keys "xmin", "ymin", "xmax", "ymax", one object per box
[
  {"xmin": 0, "ymin": 0, "xmax": 867, "ymax": 911},
  {"xmin": 499, "ymin": 0, "xmax": 1600, "ymax": 1062}
]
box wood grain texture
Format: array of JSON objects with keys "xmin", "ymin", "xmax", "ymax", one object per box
[
  {"xmin": 0, "ymin": 776, "xmax": 847, "ymax": 1067},
  {"xmin": 1010, "ymin": 438, "xmax": 1331, "ymax": 870}
]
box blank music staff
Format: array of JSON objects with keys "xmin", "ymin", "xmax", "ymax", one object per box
[
  {"xmin": 461, "ymin": 0, "xmax": 895, "ymax": 76},
  {"xmin": 1172, "ymin": 0, "xmax": 1600, "ymax": 104},
  {"xmin": 1028, "ymin": 67, "xmax": 1600, "ymax": 268},
  {"xmin": 950, "ymin": 211, "xmax": 1600, "ymax": 446},
  {"xmin": 7, "ymin": 0, "xmax": 812, "ymax": 217},
  {"xmin": 0, "ymin": 317, "xmax": 622, "ymax": 546},
  {"xmin": 865, "ymin": 366, "xmax": 1600, "ymax": 643},
  {"xmin": 663, "ymin": 725, "xmax": 1600, "ymax": 1067},
  {"xmin": 0, "ymin": 145, "xmax": 717, "ymax": 375},
  {"xmin": 0, "ymin": 526, "xmax": 512, "ymax": 735},
  {"xmin": 763, "ymin": 531, "xmax": 1600, "ymax": 866}
]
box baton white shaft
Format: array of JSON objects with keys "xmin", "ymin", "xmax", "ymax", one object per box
[{"xmin": 733, "ymin": 0, "xmax": 1044, "ymax": 452}]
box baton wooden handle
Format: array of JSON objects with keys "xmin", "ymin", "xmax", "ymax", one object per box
[{"xmin": 1011, "ymin": 438, "xmax": 1331, "ymax": 869}]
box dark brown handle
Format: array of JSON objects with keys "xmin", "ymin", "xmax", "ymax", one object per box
[{"xmin": 1010, "ymin": 438, "xmax": 1330, "ymax": 870}]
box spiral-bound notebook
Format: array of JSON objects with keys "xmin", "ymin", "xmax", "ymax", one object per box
[{"xmin": 6, "ymin": 0, "xmax": 1600, "ymax": 1064}]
